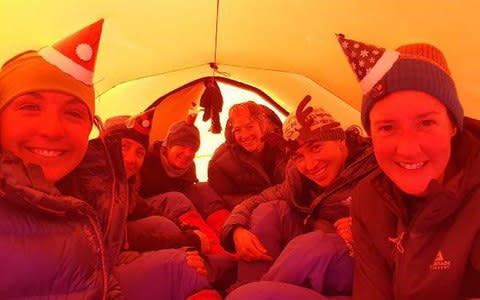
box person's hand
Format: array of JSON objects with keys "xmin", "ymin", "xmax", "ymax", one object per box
[
  {"xmin": 334, "ymin": 217, "xmax": 354, "ymax": 256},
  {"xmin": 185, "ymin": 250, "xmax": 208, "ymax": 277},
  {"xmin": 233, "ymin": 227, "xmax": 273, "ymax": 262},
  {"xmin": 334, "ymin": 217, "xmax": 353, "ymax": 245},
  {"xmin": 193, "ymin": 230, "xmax": 211, "ymax": 254}
]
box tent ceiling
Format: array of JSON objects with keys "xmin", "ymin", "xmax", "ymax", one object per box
[{"xmin": 1, "ymin": 0, "xmax": 479, "ymax": 121}]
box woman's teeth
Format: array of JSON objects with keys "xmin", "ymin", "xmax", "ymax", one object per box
[
  {"xmin": 397, "ymin": 161, "xmax": 425, "ymax": 170},
  {"xmin": 29, "ymin": 148, "xmax": 63, "ymax": 157}
]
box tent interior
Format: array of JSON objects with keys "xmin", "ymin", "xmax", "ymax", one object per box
[{"xmin": 1, "ymin": 0, "xmax": 479, "ymax": 180}]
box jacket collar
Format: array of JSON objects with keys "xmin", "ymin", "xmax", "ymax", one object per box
[{"xmin": 0, "ymin": 151, "xmax": 94, "ymax": 216}]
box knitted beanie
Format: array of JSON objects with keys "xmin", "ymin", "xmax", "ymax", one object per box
[
  {"xmin": 337, "ymin": 34, "xmax": 463, "ymax": 132},
  {"xmin": 0, "ymin": 20, "xmax": 104, "ymax": 118},
  {"xmin": 163, "ymin": 121, "xmax": 200, "ymax": 151},
  {"xmin": 283, "ymin": 95, "xmax": 345, "ymax": 146}
]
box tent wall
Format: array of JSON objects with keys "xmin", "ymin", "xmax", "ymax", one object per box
[{"xmin": 1, "ymin": 0, "xmax": 479, "ymax": 120}]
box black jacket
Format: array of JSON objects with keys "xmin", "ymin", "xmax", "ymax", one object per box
[{"xmin": 351, "ymin": 117, "xmax": 480, "ymax": 299}]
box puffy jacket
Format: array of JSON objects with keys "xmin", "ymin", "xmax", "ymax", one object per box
[
  {"xmin": 208, "ymin": 137, "xmax": 287, "ymax": 210},
  {"xmin": 139, "ymin": 143, "xmax": 198, "ymax": 198},
  {"xmin": 351, "ymin": 117, "xmax": 480, "ymax": 300},
  {"xmin": 221, "ymin": 131, "xmax": 377, "ymax": 251},
  {"xmin": 59, "ymin": 136, "xmax": 129, "ymax": 273},
  {"xmin": 0, "ymin": 136, "xmax": 127, "ymax": 299}
]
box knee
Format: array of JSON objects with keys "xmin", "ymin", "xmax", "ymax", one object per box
[
  {"xmin": 252, "ymin": 200, "xmax": 288, "ymax": 220},
  {"xmin": 250, "ymin": 200, "xmax": 290, "ymax": 233},
  {"xmin": 288, "ymin": 231, "xmax": 346, "ymax": 257},
  {"xmin": 146, "ymin": 215, "xmax": 180, "ymax": 231},
  {"xmin": 163, "ymin": 192, "xmax": 196, "ymax": 210},
  {"xmin": 226, "ymin": 282, "xmax": 272, "ymax": 300}
]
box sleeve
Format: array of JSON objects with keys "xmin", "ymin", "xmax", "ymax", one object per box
[
  {"xmin": 127, "ymin": 198, "xmax": 152, "ymax": 221},
  {"xmin": 127, "ymin": 229, "xmax": 201, "ymax": 252},
  {"xmin": 222, "ymin": 194, "xmax": 255, "ymax": 210},
  {"xmin": 351, "ymin": 185, "xmax": 393, "ymax": 300},
  {"xmin": 220, "ymin": 182, "xmax": 289, "ymax": 251},
  {"xmin": 461, "ymin": 230, "xmax": 480, "ymax": 297}
]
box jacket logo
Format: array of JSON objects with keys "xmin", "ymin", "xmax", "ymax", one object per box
[{"xmin": 430, "ymin": 251, "xmax": 451, "ymax": 271}]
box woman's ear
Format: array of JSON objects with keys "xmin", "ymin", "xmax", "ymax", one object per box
[{"xmin": 451, "ymin": 126, "xmax": 458, "ymax": 137}]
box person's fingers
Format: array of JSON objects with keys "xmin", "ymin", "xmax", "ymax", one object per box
[
  {"xmin": 186, "ymin": 254, "xmax": 204, "ymax": 264},
  {"xmin": 186, "ymin": 250, "xmax": 199, "ymax": 256},
  {"xmin": 201, "ymin": 239, "xmax": 211, "ymax": 254},
  {"xmin": 251, "ymin": 236, "xmax": 267, "ymax": 253},
  {"xmin": 196, "ymin": 268, "xmax": 208, "ymax": 277},
  {"xmin": 185, "ymin": 255, "xmax": 208, "ymax": 277},
  {"xmin": 334, "ymin": 217, "xmax": 352, "ymax": 229},
  {"xmin": 245, "ymin": 244, "xmax": 273, "ymax": 261},
  {"xmin": 186, "ymin": 252, "xmax": 205, "ymax": 266},
  {"xmin": 236, "ymin": 243, "xmax": 257, "ymax": 262}
]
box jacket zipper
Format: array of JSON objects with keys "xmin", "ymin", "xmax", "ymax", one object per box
[
  {"xmin": 234, "ymin": 145, "xmax": 272, "ymax": 186},
  {"xmin": 87, "ymin": 214, "xmax": 109, "ymax": 300},
  {"xmin": 100, "ymin": 137, "xmax": 118, "ymax": 239}
]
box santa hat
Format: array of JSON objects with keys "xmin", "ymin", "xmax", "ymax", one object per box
[
  {"xmin": 337, "ymin": 34, "xmax": 463, "ymax": 131},
  {"xmin": 283, "ymin": 95, "xmax": 345, "ymax": 149},
  {"xmin": 0, "ymin": 19, "xmax": 104, "ymax": 117},
  {"xmin": 103, "ymin": 109, "xmax": 155, "ymax": 150},
  {"xmin": 38, "ymin": 19, "xmax": 103, "ymax": 86}
]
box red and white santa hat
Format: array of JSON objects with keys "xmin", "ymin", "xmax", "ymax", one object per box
[
  {"xmin": 39, "ymin": 19, "xmax": 103, "ymax": 86},
  {"xmin": 0, "ymin": 19, "xmax": 104, "ymax": 117}
]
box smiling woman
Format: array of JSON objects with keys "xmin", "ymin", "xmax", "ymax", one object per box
[
  {"xmin": 0, "ymin": 20, "xmax": 117, "ymax": 299},
  {"xmin": 339, "ymin": 35, "xmax": 480, "ymax": 299},
  {"xmin": 194, "ymin": 82, "xmax": 287, "ymax": 181},
  {"xmin": 0, "ymin": 91, "xmax": 92, "ymax": 183},
  {"xmin": 208, "ymin": 100, "xmax": 288, "ymax": 210}
]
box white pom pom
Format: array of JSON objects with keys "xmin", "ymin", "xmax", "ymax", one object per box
[
  {"xmin": 76, "ymin": 43, "xmax": 93, "ymax": 62},
  {"xmin": 142, "ymin": 119, "xmax": 151, "ymax": 128}
]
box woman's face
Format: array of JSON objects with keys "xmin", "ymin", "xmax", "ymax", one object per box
[
  {"xmin": 231, "ymin": 111, "xmax": 264, "ymax": 153},
  {"xmin": 369, "ymin": 90, "xmax": 457, "ymax": 196},
  {"xmin": 292, "ymin": 139, "xmax": 348, "ymax": 188},
  {"xmin": 121, "ymin": 138, "xmax": 146, "ymax": 179},
  {"xmin": 166, "ymin": 145, "xmax": 196, "ymax": 170},
  {"xmin": 0, "ymin": 91, "xmax": 92, "ymax": 183}
]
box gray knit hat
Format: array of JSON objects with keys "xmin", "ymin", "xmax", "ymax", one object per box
[
  {"xmin": 337, "ymin": 34, "xmax": 463, "ymax": 132},
  {"xmin": 163, "ymin": 121, "xmax": 200, "ymax": 151}
]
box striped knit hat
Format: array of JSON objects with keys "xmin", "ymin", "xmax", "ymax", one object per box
[
  {"xmin": 337, "ymin": 34, "xmax": 463, "ymax": 132},
  {"xmin": 283, "ymin": 95, "xmax": 345, "ymax": 148}
]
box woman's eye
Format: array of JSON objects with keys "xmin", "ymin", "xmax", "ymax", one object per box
[
  {"xmin": 378, "ymin": 125, "xmax": 393, "ymax": 132},
  {"xmin": 65, "ymin": 109, "xmax": 88, "ymax": 120},
  {"xmin": 421, "ymin": 119, "xmax": 436, "ymax": 127},
  {"xmin": 19, "ymin": 103, "xmax": 40, "ymax": 111}
]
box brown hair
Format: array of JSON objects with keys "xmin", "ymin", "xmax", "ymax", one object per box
[{"xmin": 228, "ymin": 101, "xmax": 266, "ymax": 130}]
